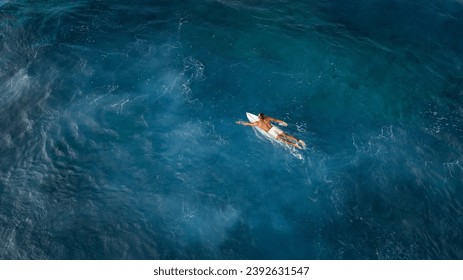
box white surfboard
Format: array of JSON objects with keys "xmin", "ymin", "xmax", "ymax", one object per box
[
  {"xmin": 245, "ymin": 112, "xmax": 305, "ymax": 159},
  {"xmin": 246, "ymin": 112, "xmax": 281, "ymax": 140}
]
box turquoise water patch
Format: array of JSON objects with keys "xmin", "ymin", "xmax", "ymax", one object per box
[{"xmin": 0, "ymin": 0, "xmax": 462, "ymax": 259}]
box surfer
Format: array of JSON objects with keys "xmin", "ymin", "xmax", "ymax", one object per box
[{"xmin": 236, "ymin": 113, "xmax": 306, "ymax": 149}]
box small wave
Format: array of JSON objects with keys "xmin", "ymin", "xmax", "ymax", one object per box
[{"xmin": 0, "ymin": 69, "xmax": 31, "ymax": 108}]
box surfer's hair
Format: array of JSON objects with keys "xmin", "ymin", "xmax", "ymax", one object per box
[{"xmin": 258, "ymin": 112, "xmax": 264, "ymax": 119}]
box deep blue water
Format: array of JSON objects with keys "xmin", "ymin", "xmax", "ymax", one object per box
[{"xmin": 1, "ymin": 0, "xmax": 463, "ymax": 259}]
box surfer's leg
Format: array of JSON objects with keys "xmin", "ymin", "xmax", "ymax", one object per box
[
  {"xmin": 281, "ymin": 133, "xmax": 306, "ymax": 148},
  {"xmin": 276, "ymin": 135, "xmax": 302, "ymax": 149},
  {"xmin": 282, "ymin": 133, "xmax": 298, "ymax": 142}
]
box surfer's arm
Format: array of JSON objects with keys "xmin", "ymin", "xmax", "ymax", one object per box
[
  {"xmin": 268, "ymin": 117, "xmax": 288, "ymax": 127},
  {"xmin": 236, "ymin": 121, "xmax": 259, "ymax": 126}
]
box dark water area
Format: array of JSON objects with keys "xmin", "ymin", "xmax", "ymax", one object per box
[{"xmin": 1, "ymin": 0, "xmax": 462, "ymax": 259}]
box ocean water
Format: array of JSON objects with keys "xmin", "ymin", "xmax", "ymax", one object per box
[{"xmin": 1, "ymin": 0, "xmax": 462, "ymax": 259}]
